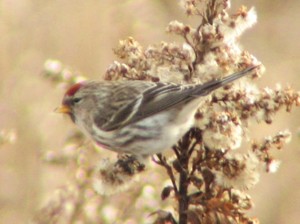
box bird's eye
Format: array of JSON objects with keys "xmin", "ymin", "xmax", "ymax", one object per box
[{"xmin": 72, "ymin": 98, "xmax": 82, "ymax": 104}]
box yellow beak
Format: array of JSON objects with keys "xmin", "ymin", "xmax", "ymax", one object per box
[{"xmin": 55, "ymin": 105, "xmax": 71, "ymax": 114}]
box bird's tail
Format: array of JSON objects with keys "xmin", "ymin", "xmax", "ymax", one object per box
[{"xmin": 193, "ymin": 65, "xmax": 259, "ymax": 96}]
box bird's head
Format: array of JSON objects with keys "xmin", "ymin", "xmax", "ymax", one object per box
[{"xmin": 56, "ymin": 82, "xmax": 94, "ymax": 123}]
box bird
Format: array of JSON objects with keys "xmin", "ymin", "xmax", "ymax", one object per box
[{"xmin": 56, "ymin": 66, "xmax": 257, "ymax": 159}]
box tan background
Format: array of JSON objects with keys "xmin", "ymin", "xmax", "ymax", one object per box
[{"xmin": 0, "ymin": 0, "xmax": 300, "ymax": 223}]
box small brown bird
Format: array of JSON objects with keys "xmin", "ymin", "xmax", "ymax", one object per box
[{"xmin": 57, "ymin": 66, "xmax": 257, "ymax": 159}]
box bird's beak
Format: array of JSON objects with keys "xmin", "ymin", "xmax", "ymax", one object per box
[{"xmin": 55, "ymin": 105, "xmax": 71, "ymax": 114}]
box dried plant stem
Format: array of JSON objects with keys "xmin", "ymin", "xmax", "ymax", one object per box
[
  {"xmin": 177, "ymin": 152, "xmax": 189, "ymax": 224},
  {"xmin": 174, "ymin": 131, "xmax": 194, "ymax": 224},
  {"xmin": 155, "ymin": 131, "xmax": 194, "ymax": 224},
  {"xmin": 155, "ymin": 154, "xmax": 179, "ymax": 193}
]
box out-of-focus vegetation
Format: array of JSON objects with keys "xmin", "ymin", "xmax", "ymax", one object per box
[{"xmin": 0, "ymin": 1, "xmax": 300, "ymax": 223}]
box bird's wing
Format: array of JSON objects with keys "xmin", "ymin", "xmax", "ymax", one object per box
[
  {"xmin": 96, "ymin": 81, "xmax": 197, "ymax": 131},
  {"xmin": 96, "ymin": 66, "xmax": 258, "ymax": 131}
]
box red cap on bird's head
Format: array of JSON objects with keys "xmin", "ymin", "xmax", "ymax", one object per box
[
  {"xmin": 55, "ymin": 82, "xmax": 85, "ymax": 115},
  {"xmin": 64, "ymin": 82, "xmax": 84, "ymax": 97}
]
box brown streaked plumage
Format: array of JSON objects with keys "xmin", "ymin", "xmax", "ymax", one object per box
[{"xmin": 57, "ymin": 66, "xmax": 258, "ymax": 158}]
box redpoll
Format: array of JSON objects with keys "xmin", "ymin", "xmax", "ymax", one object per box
[{"xmin": 56, "ymin": 66, "xmax": 257, "ymax": 158}]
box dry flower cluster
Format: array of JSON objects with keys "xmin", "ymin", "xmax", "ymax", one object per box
[{"xmin": 34, "ymin": 0, "xmax": 300, "ymax": 223}]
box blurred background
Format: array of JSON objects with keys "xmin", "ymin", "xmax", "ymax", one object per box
[{"xmin": 0, "ymin": 0, "xmax": 300, "ymax": 223}]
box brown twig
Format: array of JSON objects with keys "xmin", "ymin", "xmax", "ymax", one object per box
[
  {"xmin": 175, "ymin": 131, "xmax": 192, "ymax": 224},
  {"xmin": 153, "ymin": 154, "xmax": 179, "ymax": 194}
]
